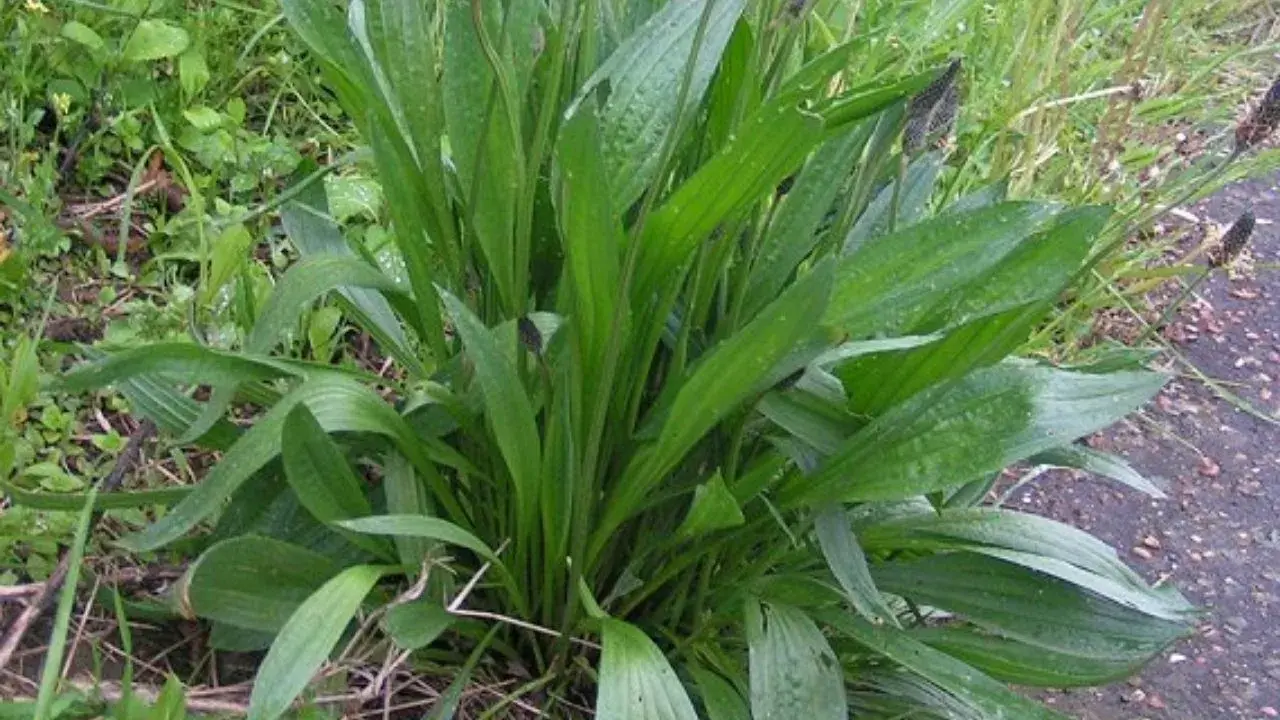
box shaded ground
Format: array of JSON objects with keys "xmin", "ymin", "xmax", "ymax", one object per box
[{"xmin": 1026, "ymin": 177, "xmax": 1280, "ymax": 719}]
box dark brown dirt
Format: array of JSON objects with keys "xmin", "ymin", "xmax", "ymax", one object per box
[{"xmin": 1027, "ymin": 177, "xmax": 1280, "ymax": 720}]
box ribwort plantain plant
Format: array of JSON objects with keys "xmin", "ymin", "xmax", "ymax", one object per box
[{"xmin": 48, "ymin": 1, "xmax": 1200, "ymax": 717}]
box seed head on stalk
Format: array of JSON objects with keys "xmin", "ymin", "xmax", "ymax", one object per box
[
  {"xmin": 1208, "ymin": 210, "xmax": 1256, "ymax": 268},
  {"xmin": 904, "ymin": 59, "xmax": 962, "ymax": 155},
  {"xmin": 1236, "ymin": 75, "xmax": 1280, "ymax": 153}
]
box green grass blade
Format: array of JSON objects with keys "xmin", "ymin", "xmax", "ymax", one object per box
[{"xmin": 32, "ymin": 487, "xmax": 96, "ymax": 720}]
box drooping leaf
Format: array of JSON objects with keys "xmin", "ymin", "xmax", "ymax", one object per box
[
  {"xmin": 247, "ymin": 565, "xmax": 387, "ymax": 720},
  {"xmin": 871, "ymin": 553, "xmax": 1192, "ymax": 674},
  {"xmin": 813, "ymin": 506, "xmax": 898, "ymax": 627},
  {"xmin": 597, "ymin": 618, "xmax": 699, "ymax": 720},
  {"xmin": 281, "ymin": 0, "xmax": 378, "ymax": 123},
  {"xmin": 280, "ymin": 184, "xmax": 412, "ymax": 359},
  {"xmin": 60, "ymin": 343, "xmax": 302, "ymax": 394},
  {"xmin": 783, "ymin": 361, "xmax": 1166, "ymax": 505},
  {"xmin": 837, "ymin": 206, "xmax": 1108, "ymax": 416},
  {"xmin": 858, "ymin": 506, "xmax": 1161, "ymax": 595},
  {"xmin": 183, "ymin": 536, "xmax": 340, "ymax": 633},
  {"xmin": 912, "ymin": 626, "xmax": 1154, "ymax": 687},
  {"xmin": 1031, "ymin": 444, "xmax": 1166, "ymax": 498},
  {"xmin": 281, "ymin": 405, "xmax": 393, "ymax": 559},
  {"xmin": 281, "ymin": 404, "xmax": 372, "ymax": 521},
  {"xmin": 746, "ymin": 601, "xmax": 846, "ymax": 720},
  {"xmin": 1, "ymin": 478, "xmax": 189, "ymax": 511},
  {"xmin": 822, "ymin": 611, "xmax": 1067, "ymax": 720}
]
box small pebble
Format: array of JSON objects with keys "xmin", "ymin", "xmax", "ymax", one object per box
[{"xmin": 1133, "ymin": 546, "xmax": 1154, "ymax": 560}]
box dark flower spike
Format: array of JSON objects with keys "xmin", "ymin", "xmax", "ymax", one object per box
[
  {"xmin": 905, "ymin": 59, "xmax": 962, "ymax": 155},
  {"xmin": 1209, "ymin": 210, "xmax": 1256, "ymax": 268},
  {"xmin": 1236, "ymin": 74, "xmax": 1280, "ymax": 153},
  {"xmin": 517, "ymin": 315, "xmax": 543, "ymax": 355}
]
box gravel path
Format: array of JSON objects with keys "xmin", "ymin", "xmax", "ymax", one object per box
[{"xmin": 1024, "ymin": 177, "xmax": 1280, "ymax": 720}]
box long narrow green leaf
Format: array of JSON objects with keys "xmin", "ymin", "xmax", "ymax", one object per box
[
  {"xmin": 746, "ymin": 601, "xmax": 846, "ymax": 720},
  {"xmin": 280, "ymin": 185, "xmax": 412, "ymax": 354},
  {"xmin": 1031, "ymin": 444, "xmax": 1166, "ymax": 498},
  {"xmin": 281, "ymin": 405, "xmax": 373, "ymax": 520},
  {"xmin": 871, "ymin": 552, "xmax": 1191, "ymax": 670},
  {"xmin": 60, "ymin": 343, "xmax": 302, "ymax": 393},
  {"xmin": 823, "ymin": 202, "xmax": 1059, "ymax": 337},
  {"xmin": 813, "ymin": 506, "xmax": 898, "ymax": 627},
  {"xmin": 439, "ymin": 0, "xmax": 537, "ymax": 311},
  {"xmin": 381, "ymin": 450, "xmax": 433, "ymax": 567},
  {"xmin": 632, "ymin": 97, "xmax": 823, "ymax": 299},
  {"xmin": 743, "ymin": 123, "xmax": 872, "ymax": 319},
  {"xmin": 0, "ymin": 478, "xmax": 190, "ymax": 511},
  {"xmin": 843, "ymin": 151, "xmax": 942, "ymax": 252},
  {"xmin": 570, "ymin": 0, "xmax": 747, "ymax": 212},
  {"xmin": 247, "ymin": 565, "xmax": 388, "ymax": 720},
  {"xmin": 783, "ymin": 361, "xmax": 1166, "ymax": 506},
  {"xmin": 858, "ymin": 507, "xmax": 1163, "ymax": 596},
  {"xmin": 597, "ymin": 618, "xmax": 699, "ymax": 720},
  {"xmin": 912, "ymin": 626, "xmax": 1152, "ymax": 687},
  {"xmin": 121, "ymin": 375, "xmax": 455, "ymax": 552},
  {"xmin": 594, "ymin": 261, "xmax": 833, "ymax": 554},
  {"xmin": 337, "ymin": 515, "xmax": 497, "ymax": 563},
  {"xmin": 282, "ymin": 405, "xmax": 394, "ymax": 559},
  {"xmin": 822, "ymin": 611, "xmax": 1067, "ymax": 720},
  {"xmin": 440, "ymin": 289, "xmax": 541, "ymax": 543},
  {"xmin": 688, "ymin": 664, "xmax": 749, "ymax": 720},
  {"xmin": 553, "ymin": 104, "xmax": 624, "ymax": 391},
  {"xmin": 32, "ymin": 488, "xmax": 96, "ymax": 720},
  {"xmin": 281, "ymin": 0, "xmax": 379, "ymax": 125}
]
